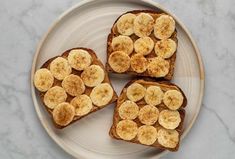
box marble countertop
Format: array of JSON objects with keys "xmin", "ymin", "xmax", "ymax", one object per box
[{"xmin": 0, "ymin": 0, "xmax": 234, "ymax": 158}]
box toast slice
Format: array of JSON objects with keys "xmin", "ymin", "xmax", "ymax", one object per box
[
  {"xmin": 106, "ymin": 10, "xmax": 177, "ymax": 80},
  {"xmin": 33, "ymin": 47, "xmax": 118, "ymax": 129},
  {"xmin": 109, "ymin": 79, "xmax": 187, "ymax": 151}
]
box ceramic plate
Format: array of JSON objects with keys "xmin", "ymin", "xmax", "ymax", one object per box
[{"xmin": 31, "ymin": 0, "xmax": 204, "ymax": 158}]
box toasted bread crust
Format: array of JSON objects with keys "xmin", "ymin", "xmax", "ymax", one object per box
[
  {"xmin": 39, "ymin": 47, "xmax": 118, "ymax": 129},
  {"xmin": 109, "ymin": 79, "xmax": 187, "ymax": 151},
  {"xmin": 106, "ymin": 10, "xmax": 177, "ymax": 80}
]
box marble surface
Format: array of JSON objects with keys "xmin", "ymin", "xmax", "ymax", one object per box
[{"xmin": 0, "ymin": 0, "xmax": 234, "ymax": 158}]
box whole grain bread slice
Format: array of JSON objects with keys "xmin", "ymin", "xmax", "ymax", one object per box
[
  {"xmin": 106, "ymin": 10, "xmax": 177, "ymax": 80},
  {"xmin": 109, "ymin": 79, "xmax": 187, "ymax": 151},
  {"xmin": 38, "ymin": 47, "xmax": 118, "ymax": 129}
]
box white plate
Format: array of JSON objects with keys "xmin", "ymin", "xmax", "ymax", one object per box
[{"xmin": 31, "ymin": 0, "xmax": 205, "ymax": 158}]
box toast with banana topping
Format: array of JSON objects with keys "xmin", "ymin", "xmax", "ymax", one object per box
[
  {"xmin": 109, "ymin": 79, "xmax": 187, "ymax": 151},
  {"xmin": 106, "ymin": 10, "xmax": 177, "ymax": 80},
  {"xmin": 33, "ymin": 48, "xmax": 118, "ymax": 128}
]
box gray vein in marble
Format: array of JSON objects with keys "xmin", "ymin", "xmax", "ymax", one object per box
[
  {"xmin": 203, "ymin": 105, "xmax": 235, "ymax": 143},
  {"xmin": 197, "ymin": 0, "xmax": 216, "ymax": 16}
]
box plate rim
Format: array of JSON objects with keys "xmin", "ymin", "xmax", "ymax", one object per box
[{"xmin": 30, "ymin": 0, "xmax": 205, "ymax": 158}]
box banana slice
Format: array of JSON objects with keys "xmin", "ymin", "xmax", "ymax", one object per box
[
  {"xmin": 111, "ymin": 35, "xmax": 134, "ymax": 55},
  {"xmin": 134, "ymin": 13, "xmax": 154, "ymax": 37},
  {"xmin": 155, "ymin": 39, "xmax": 176, "ymax": 59},
  {"xmin": 126, "ymin": 83, "xmax": 146, "ymax": 102},
  {"xmin": 68, "ymin": 49, "xmax": 92, "ymax": 71},
  {"xmin": 43, "ymin": 86, "xmax": 67, "ymax": 109},
  {"xmin": 147, "ymin": 57, "xmax": 170, "ymax": 77},
  {"xmin": 157, "ymin": 128, "xmax": 179, "ymax": 148},
  {"xmin": 137, "ymin": 125, "xmax": 157, "ymax": 145},
  {"xmin": 144, "ymin": 86, "xmax": 164, "ymax": 106},
  {"xmin": 61, "ymin": 74, "xmax": 85, "ymax": 96},
  {"xmin": 90, "ymin": 83, "xmax": 113, "ymax": 107},
  {"xmin": 108, "ymin": 51, "xmax": 131, "ymax": 73},
  {"xmin": 118, "ymin": 100, "xmax": 139, "ymax": 120},
  {"xmin": 130, "ymin": 54, "xmax": 148, "ymax": 73},
  {"xmin": 52, "ymin": 102, "xmax": 75, "ymax": 126},
  {"xmin": 50, "ymin": 57, "xmax": 72, "ymax": 80},
  {"xmin": 81, "ymin": 65, "xmax": 105, "ymax": 87},
  {"xmin": 159, "ymin": 110, "xmax": 181, "ymax": 129},
  {"xmin": 134, "ymin": 37, "xmax": 154, "ymax": 55},
  {"xmin": 70, "ymin": 94, "xmax": 93, "ymax": 116},
  {"xmin": 116, "ymin": 119, "xmax": 138, "ymax": 140},
  {"xmin": 138, "ymin": 105, "xmax": 159, "ymax": 125},
  {"xmin": 163, "ymin": 90, "xmax": 183, "ymax": 110},
  {"xmin": 116, "ymin": 13, "xmax": 136, "ymax": 36},
  {"xmin": 154, "ymin": 15, "xmax": 176, "ymax": 40},
  {"xmin": 34, "ymin": 68, "xmax": 54, "ymax": 92}
]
